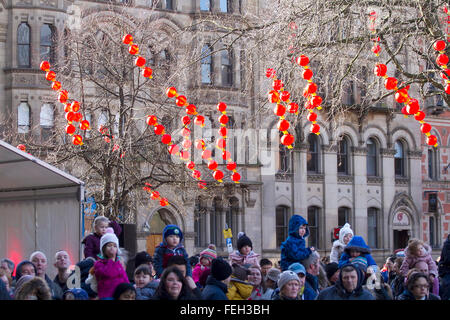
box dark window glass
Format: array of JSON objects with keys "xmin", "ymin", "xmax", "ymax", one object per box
[
  {"xmin": 429, "ymin": 216, "xmax": 435, "ymax": 247},
  {"xmin": 307, "ymin": 134, "xmax": 319, "ymax": 173},
  {"xmin": 394, "ymin": 141, "xmax": 405, "ymax": 176},
  {"xmin": 166, "ymin": 0, "xmax": 173, "ymax": 10},
  {"xmin": 307, "ymin": 207, "xmax": 319, "ymax": 249},
  {"xmin": 276, "ymin": 206, "xmax": 289, "ymax": 247},
  {"xmin": 367, "ymin": 138, "xmax": 377, "ymax": 176},
  {"xmin": 40, "ymin": 24, "xmax": 56, "ymax": 64},
  {"xmin": 221, "ymin": 50, "xmax": 233, "ymax": 86},
  {"xmin": 337, "ymin": 137, "xmax": 349, "ymax": 174},
  {"xmin": 367, "ymin": 208, "xmax": 378, "ymax": 248},
  {"xmin": 338, "ymin": 207, "xmax": 350, "ymax": 227},
  {"xmin": 201, "ymin": 45, "xmax": 212, "ymax": 84},
  {"xmin": 18, "ymin": 23, "xmax": 31, "ymax": 67}
]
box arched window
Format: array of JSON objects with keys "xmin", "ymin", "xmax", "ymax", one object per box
[
  {"xmin": 428, "ymin": 148, "xmax": 438, "ymax": 180},
  {"xmin": 18, "ymin": 102, "xmax": 31, "ymax": 133},
  {"xmin": 40, "ymin": 24, "xmax": 56, "ymax": 64},
  {"xmin": 40, "ymin": 104, "xmax": 54, "ymax": 128},
  {"xmin": 394, "ymin": 140, "xmax": 405, "ymax": 177},
  {"xmin": 338, "ymin": 207, "xmax": 351, "ymax": 227},
  {"xmin": 367, "ymin": 207, "xmax": 379, "ymax": 248},
  {"xmin": 201, "ymin": 45, "xmax": 212, "ymax": 84},
  {"xmin": 307, "ymin": 133, "xmax": 320, "ymax": 173},
  {"xmin": 200, "ymin": 0, "xmax": 211, "ymax": 11},
  {"xmin": 307, "ymin": 207, "xmax": 320, "ymax": 249},
  {"xmin": 366, "ymin": 137, "xmax": 378, "ymax": 176},
  {"xmin": 98, "ymin": 110, "xmax": 108, "ymax": 130},
  {"xmin": 337, "ymin": 136, "xmax": 350, "ymax": 175},
  {"xmin": 17, "ymin": 23, "xmax": 31, "ymax": 68},
  {"xmin": 221, "ymin": 49, "xmax": 233, "ymax": 86},
  {"xmin": 276, "ymin": 206, "xmax": 289, "ymax": 247}
]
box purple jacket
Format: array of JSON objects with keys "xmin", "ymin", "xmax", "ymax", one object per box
[
  {"xmin": 94, "ymin": 258, "xmax": 129, "ymax": 299},
  {"xmin": 82, "ymin": 221, "xmax": 122, "ymax": 260},
  {"xmin": 400, "ymin": 244, "xmax": 438, "ymax": 277}
]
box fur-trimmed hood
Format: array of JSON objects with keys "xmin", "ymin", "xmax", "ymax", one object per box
[
  {"xmin": 15, "ymin": 277, "xmax": 52, "ymax": 300},
  {"xmin": 344, "ymin": 236, "xmax": 371, "ymax": 255},
  {"xmin": 404, "ymin": 243, "xmax": 432, "ymax": 258}
]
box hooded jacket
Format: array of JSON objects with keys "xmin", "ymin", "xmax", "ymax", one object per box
[
  {"xmin": 81, "ymin": 220, "xmax": 122, "ymax": 260},
  {"xmin": 226, "ymin": 278, "xmax": 254, "ymax": 300},
  {"xmin": 153, "ymin": 224, "xmax": 191, "ymax": 278},
  {"xmin": 330, "ymin": 223, "xmax": 354, "ymax": 263},
  {"xmin": 397, "ymin": 289, "xmax": 440, "ymax": 300},
  {"xmin": 316, "ymin": 263, "xmax": 375, "ymax": 300},
  {"xmin": 94, "ymin": 258, "xmax": 129, "ymax": 299},
  {"xmin": 400, "ymin": 243, "xmax": 438, "ymax": 278},
  {"xmin": 338, "ymin": 236, "xmax": 378, "ymax": 272},
  {"xmin": 228, "ymin": 250, "xmax": 260, "ymax": 267},
  {"xmin": 438, "ymin": 234, "xmax": 450, "ymax": 277},
  {"xmin": 280, "ymin": 215, "xmax": 312, "ymax": 271},
  {"xmin": 201, "ymin": 275, "xmax": 229, "ymax": 300},
  {"xmin": 135, "ymin": 280, "xmax": 159, "ymax": 300}
]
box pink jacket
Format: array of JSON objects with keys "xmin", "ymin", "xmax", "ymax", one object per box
[
  {"xmin": 400, "ymin": 244, "xmax": 438, "ymax": 277},
  {"xmin": 192, "ymin": 263, "xmax": 210, "ymax": 283},
  {"xmin": 94, "ymin": 258, "xmax": 129, "ymax": 299},
  {"xmin": 229, "ymin": 250, "xmax": 260, "ymax": 267}
]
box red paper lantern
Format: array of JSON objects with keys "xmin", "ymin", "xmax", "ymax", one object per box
[
  {"xmin": 222, "ymin": 151, "xmax": 231, "ymax": 161},
  {"xmin": 180, "ymin": 150, "xmax": 190, "ymax": 160},
  {"xmin": 280, "ymin": 133, "xmax": 294, "ymax": 146},
  {"xmin": 72, "ymin": 112, "xmax": 82, "ymax": 123},
  {"xmin": 169, "ymin": 144, "xmax": 180, "ymax": 155},
  {"xmin": 202, "ymin": 149, "xmax": 212, "ymax": 159},
  {"xmin": 302, "ymin": 68, "xmax": 313, "ymax": 80},
  {"xmin": 414, "ymin": 111, "xmax": 426, "ymax": 121},
  {"xmin": 373, "ymin": 64, "xmax": 387, "ymax": 77},
  {"xmin": 182, "ymin": 127, "xmax": 191, "ymax": 137},
  {"xmin": 58, "ymin": 90, "xmax": 68, "ymax": 103},
  {"xmin": 273, "ymin": 79, "xmax": 283, "ymax": 91},
  {"xmin": 65, "ymin": 112, "xmax": 75, "ymax": 122},
  {"xmin": 79, "ymin": 120, "xmax": 90, "ymax": 130},
  {"xmin": 266, "ymin": 68, "xmax": 275, "ymax": 78},
  {"xmin": 218, "ymin": 127, "xmax": 227, "ymax": 137},
  {"xmin": 40, "ymin": 61, "xmax": 50, "ymax": 72},
  {"xmin": 65, "ymin": 124, "xmax": 76, "ymax": 135},
  {"xmin": 277, "ymin": 119, "xmax": 290, "ymax": 132},
  {"xmin": 280, "ymin": 90, "xmax": 290, "ymax": 102},
  {"xmin": 304, "ymin": 100, "xmax": 314, "ymax": 110},
  {"xmin": 213, "ymin": 170, "xmax": 224, "ymax": 181},
  {"xmin": 17, "ymin": 144, "xmax": 26, "ymax": 151},
  {"xmin": 288, "ymin": 102, "xmax": 299, "ymax": 114},
  {"xmin": 186, "ymin": 161, "xmax": 195, "ymax": 170},
  {"xmin": 51, "ymin": 81, "xmax": 61, "ymax": 91},
  {"xmin": 183, "ymin": 139, "xmax": 192, "ymax": 149},
  {"xmin": 441, "ymin": 69, "xmax": 450, "ymax": 80},
  {"xmin": 72, "ymin": 135, "xmax": 83, "ymax": 145},
  {"xmin": 186, "ymin": 104, "xmax": 197, "ymax": 115},
  {"xmin": 433, "ymin": 40, "xmax": 446, "ymax": 51},
  {"xmin": 217, "ymin": 138, "xmax": 226, "ymax": 149},
  {"xmin": 227, "ymin": 161, "xmax": 237, "ymax": 171},
  {"xmin": 161, "ymin": 134, "xmax": 172, "ymax": 145},
  {"xmin": 182, "ymin": 116, "xmax": 191, "ymax": 126},
  {"xmin": 394, "ymin": 91, "xmax": 408, "ymax": 103},
  {"xmin": 307, "ymin": 112, "xmax": 317, "ymax": 122},
  {"xmin": 273, "ymin": 104, "xmax": 286, "ymax": 117},
  {"xmin": 217, "ymin": 102, "xmax": 227, "ymax": 112},
  {"xmin": 231, "ymin": 172, "xmax": 241, "ymax": 182},
  {"xmin": 401, "ymin": 106, "xmax": 409, "ymax": 116},
  {"xmin": 268, "ymin": 90, "xmax": 280, "ymax": 103},
  {"xmin": 198, "ymin": 181, "xmax": 207, "ymax": 189},
  {"xmin": 154, "ymin": 124, "xmax": 165, "ymax": 135},
  {"xmin": 296, "ymin": 55, "xmax": 309, "ymax": 66},
  {"xmin": 128, "ymin": 44, "xmax": 139, "ymax": 55},
  {"xmin": 194, "ymin": 115, "xmax": 205, "ymax": 127},
  {"xmin": 146, "ymin": 115, "xmax": 157, "ymax": 126},
  {"xmin": 427, "ymin": 135, "xmax": 437, "ymax": 146},
  {"xmin": 195, "ymin": 139, "xmax": 205, "ymax": 150},
  {"xmin": 64, "ymin": 103, "xmax": 72, "ymax": 113},
  {"xmin": 160, "ymin": 198, "xmax": 169, "ymax": 207},
  {"xmin": 372, "ymin": 44, "xmax": 381, "ymax": 54},
  {"xmin": 192, "ymin": 170, "xmax": 201, "ymax": 179},
  {"xmin": 384, "ymin": 77, "xmax": 398, "ymax": 90},
  {"xmin": 219, "ymin": 114, "xmax": 229, "ymax": 124},
  {"xmin": 420, "ymin": 123, "xmax": 432, "ymax": 133},
  {"xmin": 71, "ymin": 101, "xmax": 80, "ymax": 112},
  {"xmin": 311, "ymin": 95, "xmax": 322, "ymax": 107},
  {"xmin": 176, "ymin": 95, "xmax": 187, "ymax": 107},
  {"xmin": 122, "ymin": 34, "xmax": 133, "ymax": 45},
  {"xmin": 151, "ymin": 191, "xmax": 160, "ymax": 200},
  {"xmin": 208, "ymin": 160, "xmax": 218, "ymax": 170},
  {"xmin": 436, "ymin": 54, "xmax": 449, "ymax": 66},
  {"xmin": 446, "ymin": 83, "xmax": 450, "ymax": 95},
  {"xmin": 166, "ymin": 87, "xmax": 177, "ymax": 98},
  {"xmin": 135, "ymin": 56, "xmax": 146, "ymax": 67},
  {"xmin": 406, "ymin": 99, "xmax": 420, "ymax": 115},
  {"xmin": 141, "ymin": 67, "xmax": 153, "ymax": 78},
  {"xmin": 305, "ymin": 82, "xmax": 317, "ymax": 95},
  {"xmin": 310, "ymin": 123, "xmax": 320, "ymax": 134},
  {"xmin": 45, "ymin": 71, "xmax": 56, "ymax": 81}
]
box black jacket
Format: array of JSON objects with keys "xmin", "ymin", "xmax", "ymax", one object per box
[
  {"xmin": 438, "ymin": 235, "xmax": 450, "ymax": 277},
  {"xmin": 201, "ymin": 275, "xmax": 229, "ymax": 300},
  {"xmin": 397, "ymin": 289, "xmax": 440, "ymax": 300}
]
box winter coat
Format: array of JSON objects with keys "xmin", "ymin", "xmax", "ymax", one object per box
[
  {"xmin": 390, "ymin": 274, "xmax": 405, "ymax": 299},
  {"xmin": 94, "ymin": 258, "xmax": 129, "ymax": 299},
  {"xmin": 280, "ymin": 215, "xmax": 312, "ymax": 271},
  {"xmin": 0, "ymin": 279, "xmax": 11, "ymax": 300},
  {"xmin": 135, "ymin": 281, "xmax": 159, "ymax": 300},
  {"xmin": 305, "ymin": 273, "xmax": 319, "ymax": 299},
  {"xmin": 439, "ymin": 273, "xmax": 450, "ymax": 300},
  {"xmin": 400, "ymin": 243, "xmax": 438, "ymax": 278},
  {"xmin": 397, "ymin": 289, "xmax": 440, "ymax": 300},
  {"xmin": 248, "ymin": 287, "xmax": 274, "ymax": 300},
  {"xmin": 338, "ymin": 236, "xmax": 378, "ymax": 272},
  {"xmin": 201, "ymin": 275, "xmax": 229, "ymax": 300},
  {"xmin": 226, "ymin": 278, "xmax": 254, "ymax": 300},
  {"xmin": 44, "ymin": 274, "xmax": 63, "ymax": 300},
  {"xmin": 153, "ymin": 225, "xmax": 191, "ymax": 278},
  {"xmin": 192, "ymin": 263, "xmax": 210, "ymax": 284},
  {"xmin": 228, "ymin": 250, "xmax": 260, "ymax": 267},
  {"xmin": 316, "ymin": 264, "xmax": 375, "ymax": 300},
  {"xmin": 81, "ymin": 220, "xmax": 122, "ymax": 260},
  {"xmin": 75, "ymin": 258, "xmax": 96, "ymax": 297},
  {"xmin": 438, "ymin": 235, "xmax": 450, "ymax": 277},
  {"xmin": 330, "ymin": 223, "xmax": 354, "ymax": 263}
]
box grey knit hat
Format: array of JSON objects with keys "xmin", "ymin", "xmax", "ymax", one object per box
[
  {"xmin": 277, "ymin": 270, "xmax": 300, "ymax": 290},
  {"xmin": 266, "ymin": 268, "xmax": 281, "ymax": 282}
]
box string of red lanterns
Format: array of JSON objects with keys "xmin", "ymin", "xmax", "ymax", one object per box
[
  {"xmin": 142, "ymin": 183, "xmax": 169, "ymax": 207},
  {"xmin": 122, "ymin": 34, "xmax": 153, "ymax": 79},
  {"xmin": 433, "ymin": 40, "xmax": 450, "ymax": 95},
  {"xmin": 40, "ymin": 60, "xmax": 90, "ymax": 146},
  {"xmin": 369, "ymin": 11, "xmax": 438, "ymax": 147}
]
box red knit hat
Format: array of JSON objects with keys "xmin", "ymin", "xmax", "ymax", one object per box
[{"xmin": 200, "ymin": 244, "xmax": 217, "ymax": 261}]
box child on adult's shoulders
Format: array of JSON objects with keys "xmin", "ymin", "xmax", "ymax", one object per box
[
  {"xmin": 192, "ymin": 244, "xmax": 217, "ymax": 287},
  {"xmin": 82, "ymin": 215, "xmax": 122, "ymax": 260},
  {"xmin": 229, "ymin": 232, "xmax": 260, "ymax": 267},
  {"xmin": 338, "ymin": 235, "xmax": 378, "ymax": 272}
]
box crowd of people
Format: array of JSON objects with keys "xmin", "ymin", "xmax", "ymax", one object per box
[{"xmin": 1, "ymin": 214, "xmax": 449, "ymax": 301}]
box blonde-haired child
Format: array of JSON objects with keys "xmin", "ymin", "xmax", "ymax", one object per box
[
  {"xmin": 82, "ymin": 216, "xmax": 122, "ymax": 260},
  {"xmin": 400, "ymin": 239, "xmax": 438, "ymax": 281}
]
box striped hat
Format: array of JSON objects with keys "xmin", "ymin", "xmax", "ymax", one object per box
[{"xmin": 200, "ymin": 244, "xmax": 217, "ymax": 261}]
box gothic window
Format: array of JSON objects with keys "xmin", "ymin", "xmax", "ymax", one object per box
[
  {"xmin": 221, "ymin": 49, "xmax": 233, "ymax": 86},
  {"xmin": 367, "ymin": 207, "xmax": 379, "ymax": 248},
  {"xmin": 18, "ymin": 23, "xmax": 31, "ymax": 68},
  {"xmin": 40, "ymin": 24, "xmax": 57, "ymax": 64},
  {"xmin": 276, "ymin": 206, "xmax": 289, "ymax": 247},
  {"xmin": 201, "ymin": 45, "xmax": 212, "ymax": 84},
  {"xmin": 18, "ymin": 102, "xmax": 31, "ymax": 133},
  {"xmin": 366, "ymin": 138, "xmax": 378, "ymax": 176},
  {"xmin": 338, "ymin": 207, "xmax": 351, "ymax": 227},
  {"xmin": 394, "ymin": 140, "xmax": 405, "ymax": 177},
  {"xmin": 337, "ymin": 136, "xmax": 350, "ymax": 175},
  {"xmin": 307, "ymin": 134, "xmax": 320, "ymax": 173},
  {"xmin": 308, "ymin": 207, "xmax": 320, "ymax": 249}
]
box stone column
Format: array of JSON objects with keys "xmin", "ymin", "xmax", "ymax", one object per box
[
  {"xmin": 353, "ymin": 146, "xmax": 368, "ymax": 239},
  {"xmin": 294, "ymin": 143, "xmax": 308, "ymax": 217},
  {"xmin": 381, "ymin": 148, "xmax": 396, "ymax": 251},
  {"xmin": 409, "ymin": 150, "xmax": 424, "ymax": 239},
  {"xmin": 323, "ymin": 144, "xmax": 338, "ymax": 249}
]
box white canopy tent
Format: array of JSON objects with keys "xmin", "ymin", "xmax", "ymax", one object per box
[{"xmin": 0, "ymin": 139, "xmax": 84, "ymax": 277}]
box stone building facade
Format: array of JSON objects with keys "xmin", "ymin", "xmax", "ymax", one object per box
[{"xmin": 0, "ymin": 0, "xmax": 448, "ymax": 265}]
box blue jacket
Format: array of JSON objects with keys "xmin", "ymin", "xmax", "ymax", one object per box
[
  {"xmin": 305, "ymin": 272, "xmax": 319, "ymax": 299},
  {"xmin": 280, "ymin": 215, "xmax": 312, "ymax": 271},
  {"xmin": 338, "ymin": 236, "xmax": 378, "ymax": 272},
  {"xmin": 135, "ymin": 281, "xmax": 159, "ymax": 300},
  {"xmin": 153, "ymin": 224, "xmax": 192, "ymax": 277},
  {"xmin": 202, "ymin": 275, "xmax": 229, "ymax": 300}
]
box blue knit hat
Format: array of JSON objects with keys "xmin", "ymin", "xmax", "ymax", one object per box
[{"xmin": 163, "ymin": 224, "xmax": 183, "ymax": 242}]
